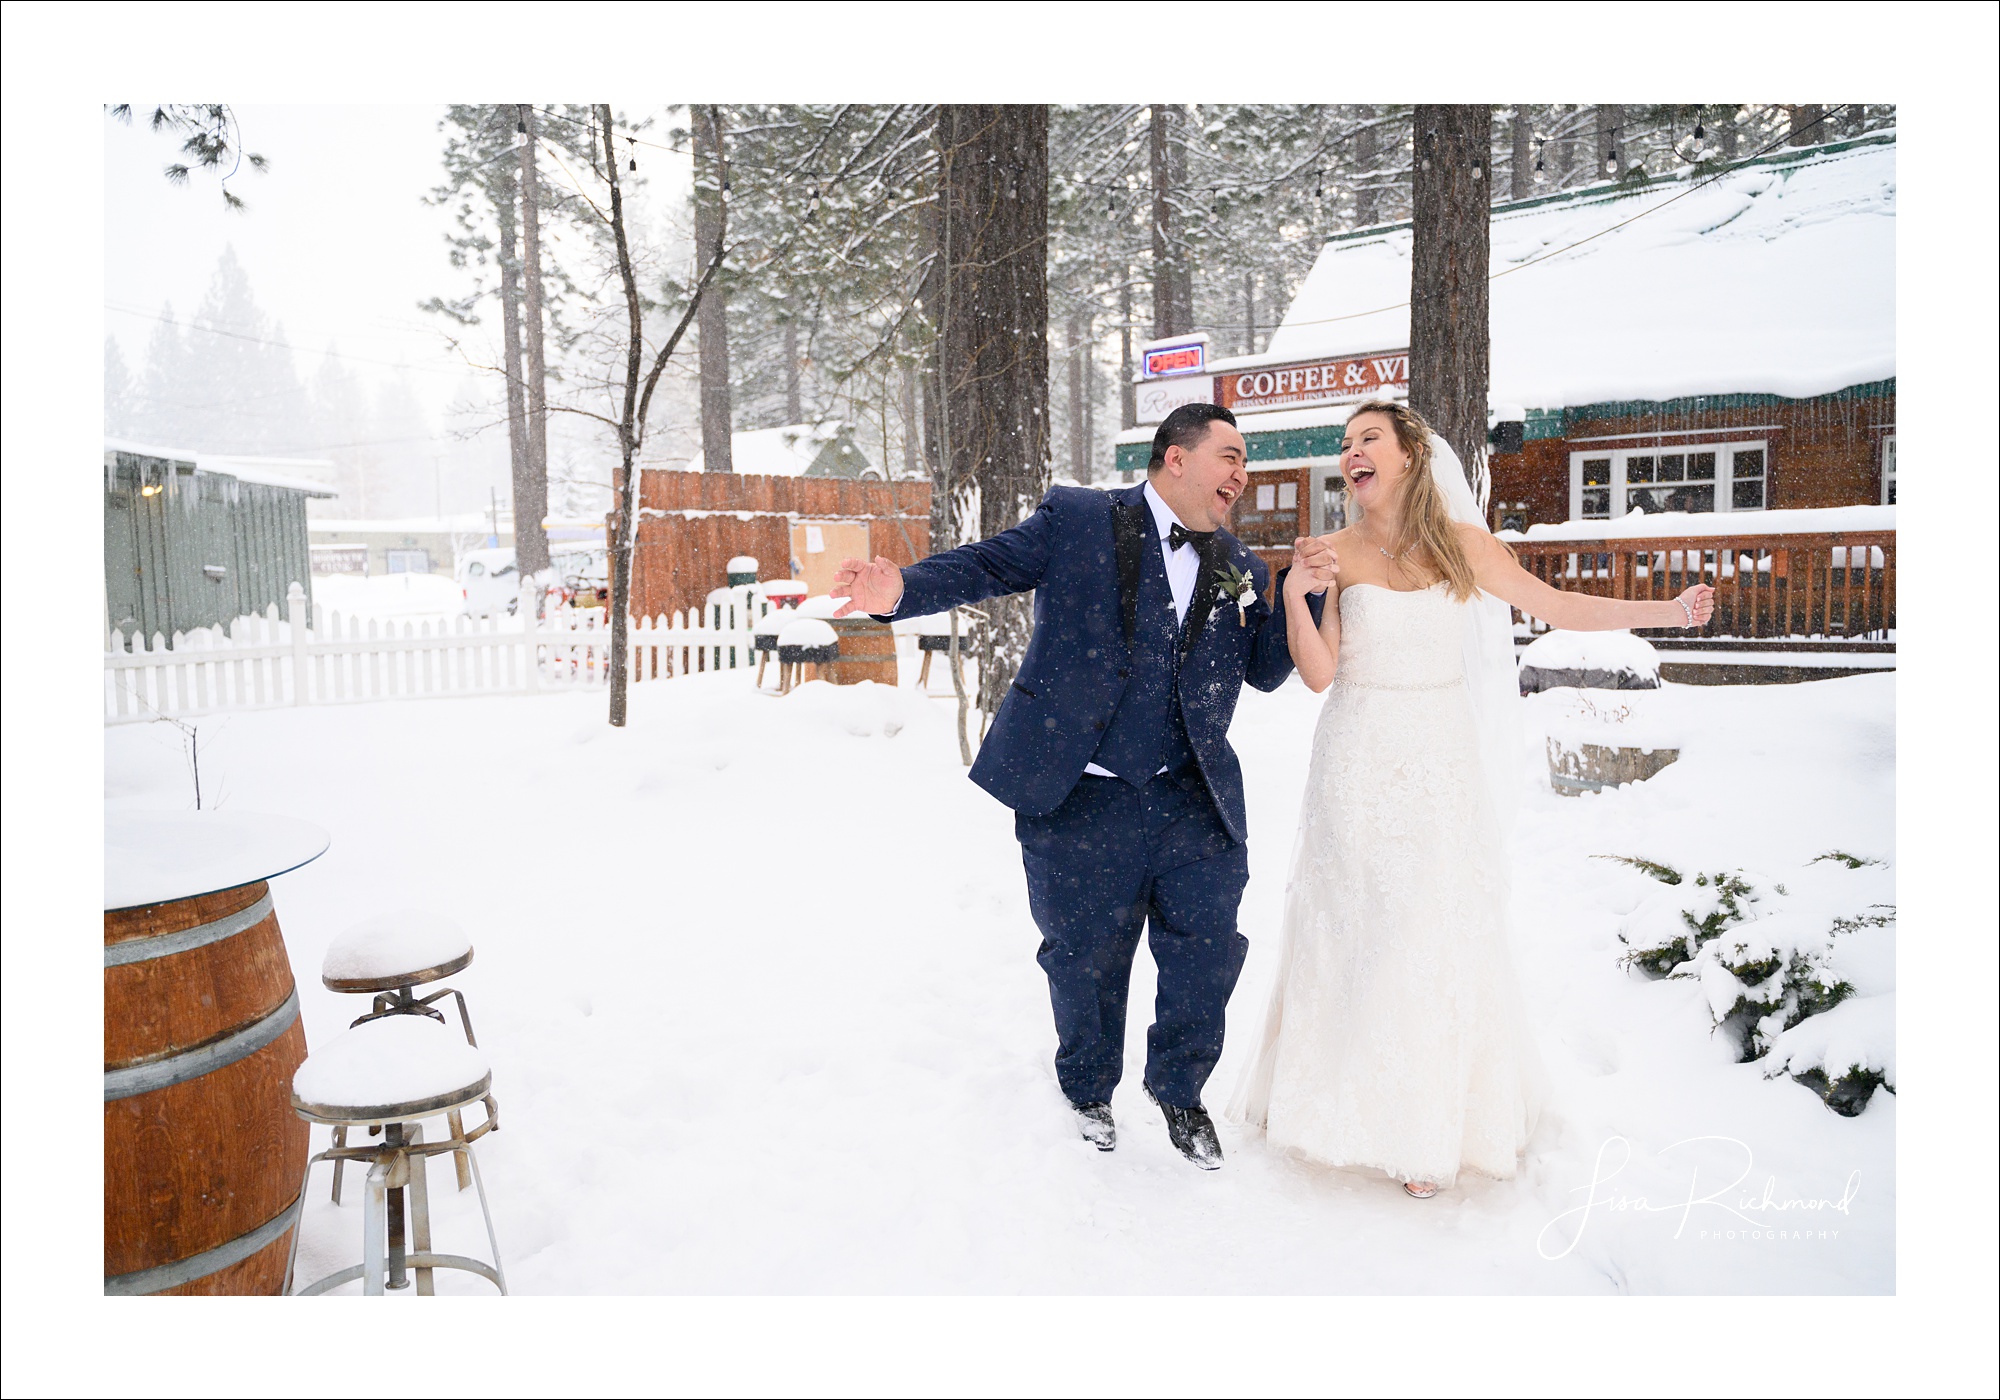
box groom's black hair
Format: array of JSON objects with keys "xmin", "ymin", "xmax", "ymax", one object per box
[{"xmin": 1147, "ymin": 402, "xmax": 1238, "ymax": 473}]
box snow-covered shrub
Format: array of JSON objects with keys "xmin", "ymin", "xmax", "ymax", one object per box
[{"xmin": 1605, "ymin": 853, "xmax": 1896, "ymax": 1115}]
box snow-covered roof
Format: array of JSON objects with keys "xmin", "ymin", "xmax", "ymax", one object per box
[
  {"xmin": 689, "ymin": 422, "xmax": 843, "ymax": 476},
  {"xmin": 104, "ymin": 438, "xmax": 340, "ymax": 497},
  {"xmin": 1247, "ymin": 135, "xmax": 1895, "ymax": 409}
]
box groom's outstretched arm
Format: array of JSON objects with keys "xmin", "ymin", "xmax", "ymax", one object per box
[{"xmin": 834, "ymin": 487, "xmax": 1062, "ymax": 620}]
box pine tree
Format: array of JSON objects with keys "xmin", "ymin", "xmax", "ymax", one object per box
[
  {"xmin": 1409, "ymin": 105, "xmax": 1492, "ymax": 503},
  {"xmin": 104, "ymin": 337, "xmax": 138, "ymax": 439}
]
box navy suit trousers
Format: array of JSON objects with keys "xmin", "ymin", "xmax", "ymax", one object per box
[{"xmin": 1016, "ymin": 773, "xmax": 1250, "ymax": 1109}]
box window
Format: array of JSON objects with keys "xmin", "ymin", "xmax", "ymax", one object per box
[
  {"xmin": 1569, "ymin": 441, "xmax": 1768, "ymax": 520},
  {"xmin": 1277, "ymin": 481, "xmax": 1297, "ymax": 510},
  {"xmin": 1881, "ymin": 434, "xmax": 1896, "ymax": 504},
  {"xmin": 386, "ymin": 548, "xmax": 432, "ymax": 574},
  {"xmin": 1255, "ymin": 483, "xmax": 1276, "ymax": 511}
]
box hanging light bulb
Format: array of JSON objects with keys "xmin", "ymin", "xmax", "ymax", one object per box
[
  {"xmin": 1605, "ymin": 127, "xmax": 1619, "ymax": 176},
  {"xmin": 1471, "ymin": 157, "xmax": 1484, "ymax": 181},
  {"xmin": 1106, "ymin": 190, "xmax": 1115, "ymax": 216},
  {"xmin": 1313, "ymin": 167, "xmax": 1323, "ymax": 200},
  {"xmin": 807, "ymin": 185, "xmax": 820, "ymax": 217},
  {"xmin": 626, "ymin": 137, "xmax": 637, "ymax": 172},
  {"xmin": 1533, "ymin": 138, "xmax": 1546, "ymax": 180}
]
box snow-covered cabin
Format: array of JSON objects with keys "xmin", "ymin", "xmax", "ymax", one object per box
[
  {"xmin": 104, "ymin": 439, "xmax": 337, "ymax": 640},
  {"xmin": 1115, "ymin": 132, "xmax": 1896, "ymax": 544},
  {"xmin": 689, "ymin": 421, "xmax": 880, "ymax": 480}
]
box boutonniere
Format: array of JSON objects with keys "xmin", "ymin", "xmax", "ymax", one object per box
[{"xmin": 1216, "ymin": 564, "xmax": 1256, "ymax": 626}]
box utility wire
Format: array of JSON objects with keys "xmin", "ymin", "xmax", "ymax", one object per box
[{"xmin": 107, "ymin": 303, "xmax": 473, "ymax": 378}]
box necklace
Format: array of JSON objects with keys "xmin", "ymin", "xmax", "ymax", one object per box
[{"xmin": 1362, "ymin": 523, "xmax": 1415, "ymax": 563}]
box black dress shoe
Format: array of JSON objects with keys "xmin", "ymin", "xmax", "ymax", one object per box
[
  {"xmin": 1073, "ymin": 1101, "xmax": 1116, "ymax": 1151},
  {"xmin": 1143, "ymin": 1083, "xmax": 1222, "ymax": 1170}
]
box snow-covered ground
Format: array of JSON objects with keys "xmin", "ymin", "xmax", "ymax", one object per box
[
  {"xmin": 309, "ymin": 570, "xmax": 464, "ymax": 622},
  {"xmin": 103, "ymin": 664, "xmax": 1895, "ymax": 1294}
]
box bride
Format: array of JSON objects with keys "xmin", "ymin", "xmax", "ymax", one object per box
[{"xmin": 1229, "ymin": 400, "xmax": 1715, "ymax": 1198}]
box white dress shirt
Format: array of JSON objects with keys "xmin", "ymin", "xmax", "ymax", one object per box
[{"xmin": 1084, "ymin": 481, "xmax": 1201, "ymax": 777}]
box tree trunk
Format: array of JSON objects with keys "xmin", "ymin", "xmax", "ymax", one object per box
[
  {"xmin": 1788, "ymin": 104, "xmax": 1826, "ymax": 146},
  {"xmin": 493, "ymin": 138, "xmax": 530, "ymax": 537},
  {"xmin": 515, "ymin": 104, "xmax": 551, "ymax": 576},
  {"xmin": 694, "ymin": 105, "xmax": 733, "ymax": 472},
  {"xmin": 935, "ymin": 103, "xmax": 1050, "ymax": 727},
  {"xmin": 1242, "ymin": 271, "xmax": 1256, "ymax": 354},
  {"xmin": 1149, "ymin": 103, "xmax": 1192, "ymax": 338},
  {"xmin": 1118, "ymin": 276, "xmax": 1136, "ymax": 430},
  {"xmin": 1409, "ymin": 104, "xmax": 1492, "ymax": 510},
  {"xmin": 783, "ymin": 317, "xmax": 801, "ymax": 423},
  {"xmin": 1354, "ymin": 107, "xmax": 1379, "ymax": 225},
  {"xmin": 1082, "ymin": 346, "xmax": 1096, "ymax": 485},
  {"xmin": 1510, "ymin": 107, "xmax": 1533, "ymax": 201},
  {"xmin": 1066, "ymin": 310, "xmax": 1086, "ymax": 480},
  {"xmin": 1596, "ymin": 103, "xmax": 1624, "ymax": 179}
]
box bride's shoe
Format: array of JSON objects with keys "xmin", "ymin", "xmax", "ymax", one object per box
[{"xmin": 1402, "ymin": 1180, "xmax": 1440, "ymax": 1199}]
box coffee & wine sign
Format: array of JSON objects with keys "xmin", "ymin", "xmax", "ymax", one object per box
[{"xmin": 1221, "ymin": 349, "xmax": 1409, "ymax": 413}]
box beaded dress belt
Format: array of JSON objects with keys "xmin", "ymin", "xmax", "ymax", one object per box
[{"xmin": 1334, "ymin": 675, "xmax": 1462, "ymax": 692}]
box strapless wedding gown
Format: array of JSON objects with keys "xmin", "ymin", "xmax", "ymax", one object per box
[{"xmin": 1230, "ymin": 583, "xmax": 1544, "ymax": 1188}]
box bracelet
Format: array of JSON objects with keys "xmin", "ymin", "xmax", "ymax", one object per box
[{"xmin": 1677, "ymin": 597, "xmax": 1696, "ymax": 628}]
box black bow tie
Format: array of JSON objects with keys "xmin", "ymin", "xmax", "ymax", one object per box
[{"xmin": 1167, "ymin": 522, "xmax": 1213, "ymax": 553}]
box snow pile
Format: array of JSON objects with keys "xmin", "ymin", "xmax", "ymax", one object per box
[
  {"xmin": 322, "ymin": 909, "xmax": 473, "ymax": 984},
  {"xmin": 794, "ymin": 595, "xmax": 846, "ymax": 620},
  {"xmin": 1538, "ymin": 685, "xmax": 1685, "ymax": 755},
  {"xmin": 312, "ymin": 571, "xmax": 465, "ymax": 621},
  {"xmin": 728, "ymin": 556, "xmax": 760, "ymax": 574},
  {"xmin": 777, "ymin": 617, "xmax": 838, "ymax": 649},
  {"xmin": 892, "ymin": 611, "xmax": 956, "ymax": 637},
  {"xmin": 1519, "ymin": 630, "xmax": 1662, "ymax": 695},
  {"xmin": 292, "ymin": 1013, "xmax": 490, "ymax": 1113},
  {"xmin": 1506, "ymin": 504, "xmax": 1896, "ymax": 543},
  {"xmin": 1264, "ymin": 138, "xmax": 1895, "ymax": 406}
]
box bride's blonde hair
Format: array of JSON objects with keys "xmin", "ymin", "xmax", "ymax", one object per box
[{"xmin": 1345, "ymin": 399, "xmax": 1479, "ymax": 602}]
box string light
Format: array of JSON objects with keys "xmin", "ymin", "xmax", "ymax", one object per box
[
  {"xmin": 1605, "ymin": 126, "xmax": 1620, "ymax": 176},
  {"xmin": 627, "ymin": 137, "xmax": 637, "ymax": 172},
  {"xmin": 1471, "ymin": 156, "xmax": 1483, "ymax": 181},
  {"xmin": 1533, "ymin": 137, "xmax": 1546, "ymax": 181}
]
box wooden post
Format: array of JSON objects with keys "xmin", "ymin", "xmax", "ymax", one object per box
[{"xmin": 287, "ymin": 582, "xmax": 309, "ymax": 705}]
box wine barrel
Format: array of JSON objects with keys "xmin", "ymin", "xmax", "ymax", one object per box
[
  {"xmin": 824, "ymin": 616, "xmax": 899, "ymax": 686},
  {"xmin": 104, "ymin": 879, "xmax": 310, "ymax": 1295}
]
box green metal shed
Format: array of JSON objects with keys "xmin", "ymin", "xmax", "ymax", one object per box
[{"xmin": 103, "ymin": 442, "xmax": 336, "ymax": 642}]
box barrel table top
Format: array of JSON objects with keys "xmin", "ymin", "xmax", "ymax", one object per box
[{"xmin": 105, "ymin": 809, "xmax": 330, "ymax": 912}]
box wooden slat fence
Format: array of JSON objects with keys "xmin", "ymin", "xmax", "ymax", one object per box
[{"xmin": 1508, "ymin": 530, "xmax": 1894, "ymax": 639}]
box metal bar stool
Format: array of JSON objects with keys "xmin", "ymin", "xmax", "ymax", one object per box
[
  {"xmin": 284, "ymin": 1014, "xmax": 506, "ymax": 1296},
  {"xmin": 321, "ymin": 912, "xmax": 487, "ymax": 1197}
]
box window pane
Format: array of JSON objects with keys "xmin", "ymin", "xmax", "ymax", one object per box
[
  {"xmin": 1255, "ymin": 483, "xmax": 1275, "ymax": 511},
  {"xmin": 1732, "ymin": 479, "xmax": 1765, "ymax": 509},
  {"xmin": 1277, "ymin": 482, "xmax": 1297, "ymax": 510},
  {"xmin": 1680, "ymin": 484, "xmax": 1716, "ymax": 513},
  {"xmin": 1733, "ymin": 449, "xmax": 1765, "ymax": 479},
  {"xmin": 1582, "ymin": 457, "xmax": 1611, "ymax": 486},
  {"xmin": 1626, "ymin": 455, "xmax": 1656, "ymax": 483},
  {"xmin": 1657, "ymin": 454, "xmax": 1685, "ymax": 482},
  {"xmin": 1687, "ymin": 452, "xmax": 1716, "ymax": 480},
  {"xmin": 1581, "ymin": 488, "xmax": 1610, "ymax": 518}
]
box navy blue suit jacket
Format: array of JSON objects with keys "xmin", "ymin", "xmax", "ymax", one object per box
[{"xmin": 888, "ymin": 482, "xmax": 1320, "ymax": 843}]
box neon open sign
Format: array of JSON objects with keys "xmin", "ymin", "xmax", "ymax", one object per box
[{"xmin": 1143, "ymin": 342, "xmax": 1207, "ymax": 378}]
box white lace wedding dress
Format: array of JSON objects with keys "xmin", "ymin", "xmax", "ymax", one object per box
[{"xmin": 1229, "ymin": 582, "xmax": 1545, "ymax": 1188}]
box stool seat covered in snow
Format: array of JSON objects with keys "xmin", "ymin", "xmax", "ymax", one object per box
[
  {"xmin": 291, "ymin": 1015, "xmax": 492, "ymax": 1125},
  {"xmin": 322, "ymin": 910, "xmax": 474, "ymax": 993}
]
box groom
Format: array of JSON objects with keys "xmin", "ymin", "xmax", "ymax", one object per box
[{"xmin": 833, "ymin": 403, "xmax": 1330, "ymax": 1169}]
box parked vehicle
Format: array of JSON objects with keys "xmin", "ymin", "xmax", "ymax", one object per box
[{"xmin": 457, "ymin": 548, "xmax": 520, "ymax": 617}]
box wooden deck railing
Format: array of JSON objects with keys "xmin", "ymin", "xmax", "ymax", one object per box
[{"xmin": 1508, "ymin": 531, "xmax": 1895, "ymax": 640}]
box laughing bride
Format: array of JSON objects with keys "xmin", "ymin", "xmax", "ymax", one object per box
[{"xmin": 1229, "ymin": 400, "xmax": 1715, "ymax": 1199}]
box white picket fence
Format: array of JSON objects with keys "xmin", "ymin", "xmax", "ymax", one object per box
[{"xmin": 105, "ymin": 582, "xmax": 762, "ymax": 724}]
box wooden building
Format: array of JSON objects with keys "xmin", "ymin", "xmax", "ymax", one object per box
[
  {"xmin": 1114, "ymin": 133, "xmax": 1897, "ymax": 567},
  {"xmin": 103, "ymin": 440, "xmax": 336, "ymax": 640},
  {"xmin": 624, "ymin": 470, "xmax": 929, "ymax": 621}
]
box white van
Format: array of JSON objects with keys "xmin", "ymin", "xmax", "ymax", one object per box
[{"xmin": 456, "ymin": 547, "xmax": 520, "ymax": 617}]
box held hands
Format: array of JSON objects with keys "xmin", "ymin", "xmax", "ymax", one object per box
[
  {"xmin": 1676, "ymin": 584, "xmax": 1716, "ymax": 628},
  {"xmin": 1286, "ymin": 535, "xmax": 1339, "ymax": 598},
  {"xmin": 831, "ymin": 556, "xmax": 905, "ymax": 617}
]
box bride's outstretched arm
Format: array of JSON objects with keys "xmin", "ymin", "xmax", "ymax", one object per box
[
  {"xmin": 1284, "ymin": 535, "xmax": 1340, "ymax": 692},
  {"xmin": 1461, "ymin": 525, "xmax": 1715, "ymax": 632}
]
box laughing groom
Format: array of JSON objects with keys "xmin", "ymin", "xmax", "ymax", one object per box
[{"xmin": 833, "ymin": 403, "xmax": 1330, "ymax": 1169}]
